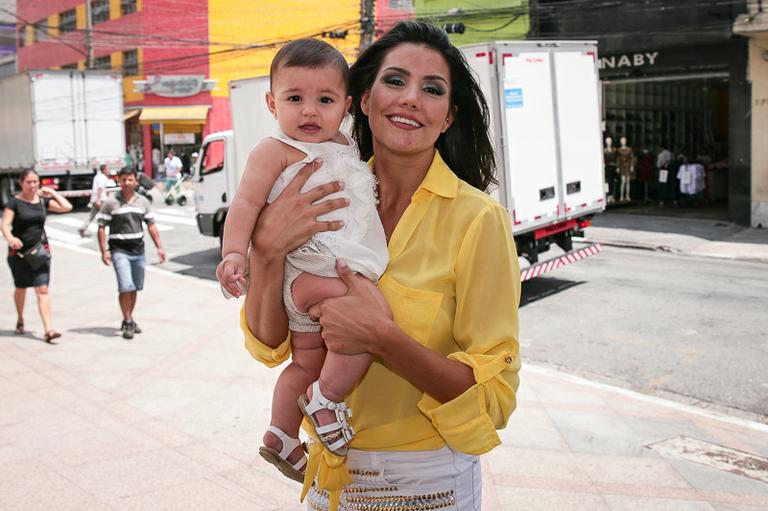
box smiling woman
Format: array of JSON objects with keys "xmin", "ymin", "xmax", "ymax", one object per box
[{"xmin": 240, "ymin": 22, "xmax": 521, "ymax": 511}]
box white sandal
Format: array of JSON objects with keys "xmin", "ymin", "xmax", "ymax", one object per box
[
  {"xmin": 258, "ymin": 426, "xmax": 307, "ymax": 483},
  {"xmin": 298, "ymin": 381, "xmax": 354, "ymax": 456}
]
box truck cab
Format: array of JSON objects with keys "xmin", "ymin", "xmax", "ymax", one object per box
[{"xmin": 194, "ymin": 130, "xmax": 232, "ymax": 243}]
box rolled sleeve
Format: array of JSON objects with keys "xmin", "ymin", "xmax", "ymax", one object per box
[
  {"xmin": 418, "ymin": 204, "xmax": 521, "ymax": 455},
  {"xmin": 240, "ymin": 304, "xmax": 291, "ymax": 367}
]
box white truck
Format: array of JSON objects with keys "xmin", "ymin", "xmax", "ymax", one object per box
[
  {"xmin": 0, "ymin": 70, "xmax": 126, "ymax": 207},
  {"xmin": 193, "ymin": 41, "xmax": 605, "ymax": 279}
]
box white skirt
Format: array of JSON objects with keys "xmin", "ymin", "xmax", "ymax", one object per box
[{"xmin": 306, "ymin": 446, "xmax": 481, "ymax": 511}]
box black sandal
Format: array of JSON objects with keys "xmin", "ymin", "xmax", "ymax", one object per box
[
  {"xmin": 43, "ymin": 331, "xmax": 61, "ymax": 344},
  {"xmin": 15, "ymin": 321, "xmax": 24, "ymax": 335}
]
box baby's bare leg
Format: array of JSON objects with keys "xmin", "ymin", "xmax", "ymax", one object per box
[
  {"xmin": 263, "ymin": 331, "xmax": 324, "ymax": 464},
  {"xmin": 292, "ymin": 273, "xmax": 374, "ymax": 427}
]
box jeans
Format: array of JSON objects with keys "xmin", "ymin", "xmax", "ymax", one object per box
[{"xmin": 111, "ymin": 250, "xmax": 145, "ymax": 292}]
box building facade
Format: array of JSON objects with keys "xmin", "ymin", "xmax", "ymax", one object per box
[
  {"xmin": 531, "ymin": 0, "xmax": 752, "ymax": 225},
  {"xmin": 0, "ymin": 0, "xmax": 16, "ymax": 76},
  {"xmin": 734, "ymin": 1, "xmax": 768, "ymax": 227},
  {"xmin": 17, "ymin": 0, "xmax": 361, "ymax": 177}
]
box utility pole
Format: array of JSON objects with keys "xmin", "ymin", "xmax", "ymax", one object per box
[
  {"xmin": 84, "ymin": 0, "xmax": 94, "ymax": 69},
  {"xmin": 359, "ymin": 0, "xmax": 375, "ymax": 54}
]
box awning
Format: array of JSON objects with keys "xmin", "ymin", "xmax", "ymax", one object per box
[
  {"xmin": 123, "ymin": 109, "xmax": 141, "ymax": 121},
  {"xmin": 138, "ymin": 105, "xmax": 210, "ymax": 125}
]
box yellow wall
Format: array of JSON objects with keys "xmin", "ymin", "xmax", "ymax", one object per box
[
  {"xmin": 76, "ymin": 4, "xmax": 86, "ymax": 30},
  {"xmin": 207, "ymin": 0, "xmax": 360, "ymax": 98},
  {"xmin": 47, "ymin": 14, "xmax": 59, "ymax": 38},
  {"xmin": 110, "ymin": 0, "xmax": 121, "ymax": 20}
]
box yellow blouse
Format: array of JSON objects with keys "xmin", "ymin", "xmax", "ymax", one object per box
[{"xmin": 242, "ymin": 150, "xmax": 521, "ymax": 503}]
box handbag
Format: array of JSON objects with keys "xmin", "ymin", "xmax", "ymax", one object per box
[
  {"xmin": 18, "ymin": 198, "xmax": 50, "ymax": 270},
  {"xmin": 19, "ymin": 240, "xmax": 51, "ymax": 270}
]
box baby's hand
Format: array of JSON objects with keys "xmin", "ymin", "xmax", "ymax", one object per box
[{"xmin": 216, "ymin": 253, "xmax": 247, "ymax": 298}]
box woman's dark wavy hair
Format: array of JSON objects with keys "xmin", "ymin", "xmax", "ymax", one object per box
[{"xmin": 349, "ymin": 21, "xmax": 497, "ymax": 191}]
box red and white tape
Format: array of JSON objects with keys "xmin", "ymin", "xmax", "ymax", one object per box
[{"xmin": 520, "ymin": 243, "xmax": 603, "ymax": 282}]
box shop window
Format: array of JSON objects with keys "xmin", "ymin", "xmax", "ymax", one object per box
[
  {"xmin": 34, "ymin": 20, "xmax": 48, "ymax": 42},
  {"xmin": 59, "ymin": 9, "xmax": 76, "ymax": 33},
  {"xmin": 121, "ymin": 0, "xmax": 138, "ymax": 16},
  {"xmin": 61, "ymin": 63, "xmax": 78, "ymax": 70},
  {"xmin": 91, "ymin": 0, "xmax": 110, "ymax": 24},
  {"xmin": 200, "ymin": 139, "xmax": 224, "ymax": 175},
  {"xmin": 123, "ymin": 49, "xmax": 139, "ymax": 76},
  {"xmin": 18, "ymin": 26, "xmax": 26, "ymax": 47},
  {"xmin": 93, "ymin": 55, "xmax": 111, "ymax": 70}
]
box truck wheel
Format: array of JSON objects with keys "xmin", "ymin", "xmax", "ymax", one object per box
[{"xmin": 0, "ymin": 177, "xmax": 12, "ymax": 208}]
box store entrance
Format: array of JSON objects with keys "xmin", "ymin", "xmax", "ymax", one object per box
[{"xmin": 602, "ymin": 76, "xmax": 729, "ymax": 220}]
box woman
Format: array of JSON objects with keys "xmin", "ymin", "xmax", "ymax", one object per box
[
  {"xmin": 242, "ymin": 21, "xmax": 520, "ymax": 510},
  {"xmin": 2, "ymin": 169, "xmax": 72, "ymax": 343}
]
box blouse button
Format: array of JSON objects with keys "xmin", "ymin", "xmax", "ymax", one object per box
[{"xmin": 504, "ymin": 356, "xmax": 513, "ymax": 364}]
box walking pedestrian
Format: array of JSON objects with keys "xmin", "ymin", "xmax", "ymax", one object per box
[
  {"xmin": 97, "ymin": 168, "xmax": 166, "ymax": 339},
  {"xmin": 162, "ymin": 149, "xmax": 182, "ymax": 191},
  {"xmin": 79, "ymin": 164, "xmax": 115, "ymax": 237},
  {"xmin": 2, "ymin": 169, "xmax": 73, "ymax": 343}
]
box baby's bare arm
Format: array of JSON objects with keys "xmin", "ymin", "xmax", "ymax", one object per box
[{"xmin": 221, "ymin": 138, "xmax": 291, "ymax": 261}]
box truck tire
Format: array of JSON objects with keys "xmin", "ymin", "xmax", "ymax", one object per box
[{"xmin": 0, "ymin": 177, "xmax": 12, "ymax": 208}]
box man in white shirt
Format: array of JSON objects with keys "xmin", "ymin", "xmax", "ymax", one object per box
[
  {"xmin": 79, "ymin": 164, "xmax": 115, "ymax": 237},
  {"xmin": 163, "ymin": 149, "xmax": 183, "ymax": 192}
]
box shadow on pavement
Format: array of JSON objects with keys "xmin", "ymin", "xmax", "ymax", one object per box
[
  {"xmin": 520, "ymin": 277, "xmax": 585, "ymax": 307},
  {"xmin": 170, "ymin": 248, "xmax": 219, "ymax": 281},
  {"xmin": 68, "ymin": 327, "xmax": 120, "ymax": 338}
]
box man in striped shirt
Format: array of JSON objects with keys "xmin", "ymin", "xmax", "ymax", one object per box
[{"xmin": 98, "ymin": 168, "xmax": 166, "ymax": 339}]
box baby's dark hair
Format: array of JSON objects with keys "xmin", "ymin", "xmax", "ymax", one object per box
[{"xmin": 270, "ymin": 38, "xmax": 349, "ymax": 90}]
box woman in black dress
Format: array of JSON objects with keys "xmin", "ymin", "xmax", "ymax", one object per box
[{"xmin": 2, "ymin": 170, "xmax": 72, "ymax": 343}]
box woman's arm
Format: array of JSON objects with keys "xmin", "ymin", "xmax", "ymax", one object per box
[
  {"xmin": 2, "ymin": 208, "xmax": 23, "ymax": 249},
  {"xmin": 310, "ymin": 261, "xmax": 475, "ymax": 403},
  {"xmin": 41, "ymin": 187, "xmax": 73, "ymax": 213},
  {"xmin": 243, "ymin": 160, "xmax": 348, "ymax": 348}
]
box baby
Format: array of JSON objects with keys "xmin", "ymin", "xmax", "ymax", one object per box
[{"xmin": 216, "ymin": 39, "xmax": 388, "ymax": 482}]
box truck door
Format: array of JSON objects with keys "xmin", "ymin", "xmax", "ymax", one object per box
[
  {"xmin": 552, "ymin": 49, "xmax": 605, "ymax": 218},
  {"xmin": 194, "ymin": 135, "xmax": 228, "ymax": 237},
  {"xmin": 499, "ymin": 50, "xmax": 561, "ymax": 232}
]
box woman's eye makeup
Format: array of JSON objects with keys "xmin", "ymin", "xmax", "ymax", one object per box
[
  {"xmin": 423, "ymin": 83, "xmax": 446, "ymax": 96},
  {"xmin": 382, "ymin": 74, "xmax": 405, "ymax": 87}
]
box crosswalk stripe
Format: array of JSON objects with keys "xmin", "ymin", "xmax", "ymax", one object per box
[
  {"xmin": 44, "ymin": 225, "xmax": 91, "ymax": 245},
  {"xmin": 157, "ymin": 207, "xmax": 196, "ymax": 217},
  {"xmin": 51, "ymin": 217, "xmax": 173, "ymax": 232},
  {"xmin": 152, "ymin": 213, "xmax": 197, "ymax": 226}
]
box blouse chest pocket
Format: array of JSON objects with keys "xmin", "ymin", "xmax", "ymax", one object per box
[{"xmin": 377, "ymin": 274, "xmax": 443, "ymax": 346}]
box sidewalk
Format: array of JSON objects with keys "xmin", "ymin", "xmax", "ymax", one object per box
[
  {"xmin": 1, "ymin": 243, "xmax": 767, "ymax": 510},
  {"xmin": 585, "ymin": 212, "xmax": 768, "ymax": 263}
]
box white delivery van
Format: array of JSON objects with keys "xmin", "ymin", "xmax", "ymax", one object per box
[
  {"xmin": 0, "ymin": 70, "xmax": 126, "ymax": 207},
  {"xmin": 194, "ymin": 40, "xmax": 605, "ymax": 279},
  {"xmin": 461, "ymin": 41, "xmax": 605, "ymax": 276},
  {"xmin": 193, "ymin": 75, "xmax": 275, "ymax": 243}
]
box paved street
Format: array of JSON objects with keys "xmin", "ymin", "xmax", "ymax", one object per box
[{"xmin": 521, "ymin": 244, "xmax": 768, "ymax": 421}]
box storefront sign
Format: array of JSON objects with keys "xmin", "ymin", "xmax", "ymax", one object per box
[
  {"xmin": 134, "ymin": 75, "xmax": 217, "ymax": 97},
  {"xmin": 599, "ymin": 52, "xmax": 659, "ymax": 70},
  {"xmin": 164, "ymin": 133, "xmax": 195, "ymax": 144}
]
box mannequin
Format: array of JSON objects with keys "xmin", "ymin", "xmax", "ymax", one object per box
[
  {"xmin": 616, "ymin": 136, "xmax": 634, "ymax": 202},
  {"xmin": 603, "ymin": 137, "xmax": 618, "ymax": 203}
]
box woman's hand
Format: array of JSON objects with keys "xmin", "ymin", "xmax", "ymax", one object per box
[
  {"xmin": 8, "ymin": 236, "xmax": 23, "ymax": 250},
  {"xmin": 309, "ymin": 259, "xmax": 394, "ymax": 357},
  {"xmin": 251, "ymin": 159, "xmax": 348, "ymax": 262},
  {"xmin": 38, "ymin": 186, "xmax": 54, "ymax": 198}
]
